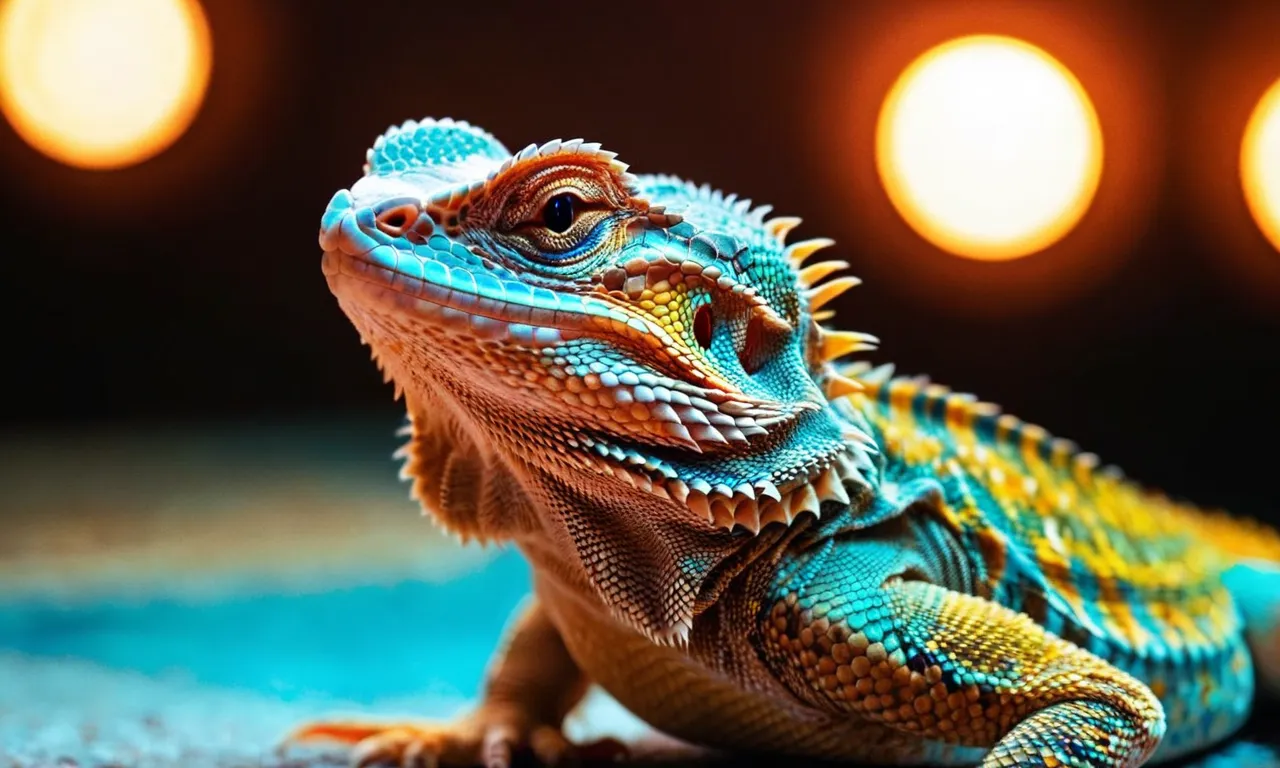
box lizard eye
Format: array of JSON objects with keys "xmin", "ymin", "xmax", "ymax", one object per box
[
  {"xmin": 503, "ymin": 188, "xmax": 614, "ymax": 263},
  {"xmin": 489, "ymin": 165, "xmax": 638, "ymax": 270},
  {"xmin": 543, "ymin": 193, "xmax": 576, "ymax": 234}
]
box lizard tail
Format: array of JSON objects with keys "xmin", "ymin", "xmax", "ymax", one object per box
[
  {"xmin": 1191, "ymin": 508, "xmax": 1280, "ymax": 565},
  {"xmin": 1205, "ymin": 509, "xmax": 1280, "ymax": 698}
]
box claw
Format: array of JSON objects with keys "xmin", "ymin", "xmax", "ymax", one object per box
[
  {"xmin": 482, "ymin": 725, "xmax": 515, "ymax": 768},
  {"xmin": 527, "ymin": 725, "xmax": 572, "ymax": 766},
  {"xmin": 284, "ymin": 718, "xmax": 626, "ymax": 768},
  {"xmin": 287, "ymin": 722, "xmax": 388, "ymax": 745}
]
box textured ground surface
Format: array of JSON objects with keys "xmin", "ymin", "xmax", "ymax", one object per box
[
  {"xmin": 0, "ymin": 420, "xmax": 1276, "ymax": 767},
  {"xmin": 0, "ymin": 421, "xmax": 671, "ymax": 768}
]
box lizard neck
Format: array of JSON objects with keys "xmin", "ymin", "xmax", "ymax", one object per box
[
  {"xmin": 391, "ymin": 359, "xmax": 883, "ymax": 646},
  {"xmin": 522, "ymin": 469, "xmax": 807, "ymax": 647},
  {"xmin": 399, "ymin": 383, "xmax": 796, "ymax": 645}
]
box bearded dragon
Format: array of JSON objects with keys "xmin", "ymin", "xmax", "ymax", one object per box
[{"xmin": 288, "ymin": 118, "xmax": 1280, "ymax": 767}]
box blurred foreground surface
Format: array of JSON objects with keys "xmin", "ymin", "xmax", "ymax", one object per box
[
  {"xmin": 0, "ymin": 420, "xmax": 1276, "ymax": 767},
  {"xmin": 0, "ymin": 420, "xmax": 660, "ymax": 767}
]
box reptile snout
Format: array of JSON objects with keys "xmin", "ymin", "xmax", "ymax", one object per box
[
  {"xmin": 320, "ymin": 172, "xmax": 447, "ymax": 257},
  {"xmin": 317, "ymin": 189, "xmax": 356, "ymax": 254}
]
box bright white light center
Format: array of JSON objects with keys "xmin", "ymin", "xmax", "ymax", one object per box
[
  {"xmin": 1242, "ymin": 78, "xmax": 1280, "ymax": 254},
  {"xmin": 0, "ymin": 0, "xmax": 212, "ymax": 170},
  {"xmin": 876, "ymin": 35, "xmax": 1103, "ymax": 261}
]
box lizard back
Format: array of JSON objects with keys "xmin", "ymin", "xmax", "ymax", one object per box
[{"xmin": 847, "ymin": 370, "xmax": 1280, "ymax": 660}]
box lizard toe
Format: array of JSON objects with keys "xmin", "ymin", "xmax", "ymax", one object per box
[{"xmin": 285, "ymin": 715, "xmax": 624, "ymax": 768}]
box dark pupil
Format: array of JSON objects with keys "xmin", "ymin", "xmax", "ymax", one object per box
[{"xmin": 543, "ymin": 193, "xmax": 576, "ymax": 234}]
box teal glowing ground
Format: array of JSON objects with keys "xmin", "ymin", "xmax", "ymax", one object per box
[
  {"xmin": 0, "ymin": 537, "xmax": 1275, "ymax": 767},
  {"xmin": 1, "ymin": 553, "xmax": 531, "ymax": 703}
]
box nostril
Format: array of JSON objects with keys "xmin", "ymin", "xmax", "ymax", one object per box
[
  {"xmin": 693, "ymin": 304, "xmax": 713, "ymax": 350},
  {"xmin": 374, "ymin": 203, "xmax": 421, "ymax": 236}
]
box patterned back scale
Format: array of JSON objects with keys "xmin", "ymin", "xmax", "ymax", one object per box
[{"xmin": 845, "ymin": 370, "xmax": 1274, "ymax": 759}]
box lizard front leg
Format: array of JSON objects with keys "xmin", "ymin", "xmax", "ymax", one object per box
[
  {"xmin": 764, "ymin": 576, "xmax": 1165, "ymax": 767},
  {"xmin": 287, "ymin": 597, "xmax": 623, "ymax": 767}
]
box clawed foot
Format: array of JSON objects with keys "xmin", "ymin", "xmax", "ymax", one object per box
[{"xmin": 285, "ymin": 709, "xmax": 629, "ymax": 767}]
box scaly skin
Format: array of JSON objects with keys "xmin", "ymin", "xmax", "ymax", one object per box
[{"xmin": 288, "ymin": 118, "xmax": 1280, "ymax": 767}]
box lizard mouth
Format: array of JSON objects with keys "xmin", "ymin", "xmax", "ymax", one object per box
[
  {"xmin": 326, "ymin": 246, "xmax": 817, "ymax": 446},
  {"xmin": 322, "ymin": 247, "xmax": 625, "ymax": 348}
]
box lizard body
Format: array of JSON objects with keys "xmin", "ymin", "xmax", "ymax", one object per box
[{"xmin": 293, "ymin": 118, "xmax": 1280, "ymax": 767}]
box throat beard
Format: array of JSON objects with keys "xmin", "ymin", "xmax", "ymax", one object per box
[{"xmin": 532, "ymin": 473, "xmax": 808, "ymax": 647}]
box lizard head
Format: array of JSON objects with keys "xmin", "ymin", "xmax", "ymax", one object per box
[{"xmin": 320, "ymin": 118, "xmax": 879, "ymax": 543}]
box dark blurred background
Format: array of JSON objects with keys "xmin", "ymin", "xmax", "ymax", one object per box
[{"xmin": 3, "ymin": 0, "xmax": 1278, "ymax": 522}]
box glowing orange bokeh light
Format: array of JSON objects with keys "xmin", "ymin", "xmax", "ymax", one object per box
[
  {"xmin": 1242, "ymin": 78, "xmax": 1280, "ymax": 254},
  {"xmin": 876, "ymin": 35, "xmax": 1104, "ymax": 261},
  {"xmin": 0, "ymin": 0, "xmax": 212, "ymax": 170}
]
